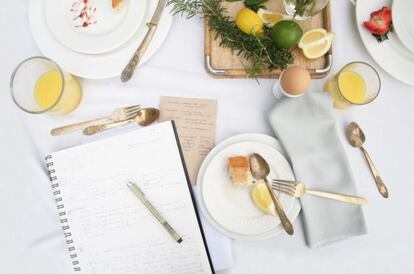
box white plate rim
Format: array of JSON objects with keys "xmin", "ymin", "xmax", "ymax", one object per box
[
  {"xmin": 392, "ymin": 0, "xmax": 414, "ymax": 54},
  {"xmin": 196, "ymin": 133, "xmax": 301, "ymax": 241},
  {"xmin": 355, "ymin": 0, "xmax": 414, "ymax": 86},
  {"xmin": 28, "ymin": 0, "xmax": 173, "ymax": 79},
  {"xmin": 44, "ymin": 0, "xmax": 147, "ymax": 54}
]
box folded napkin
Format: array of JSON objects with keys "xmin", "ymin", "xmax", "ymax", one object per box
[{"xmin": 268, "ymin": 91, "xmax": 367, "ymax": 247}]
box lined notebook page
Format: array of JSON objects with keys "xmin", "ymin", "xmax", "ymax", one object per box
[{"xmin": 48, "ymin": 122, "xmax": 213, "ymax": 274}]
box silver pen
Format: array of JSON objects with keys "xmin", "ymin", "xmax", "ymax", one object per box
[{"xmin": 127, "ymin": 182, "xmax": 183, "ymax": 243}]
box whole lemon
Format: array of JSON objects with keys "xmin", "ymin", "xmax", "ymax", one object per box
[{"xmin": 235, "ymin": 8, "xmax": 264, "ymax": 35}]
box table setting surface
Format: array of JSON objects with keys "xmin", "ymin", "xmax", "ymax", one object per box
[{"xmin": 1, "ymin": 0, "xmax": 414, "ymax": 274}]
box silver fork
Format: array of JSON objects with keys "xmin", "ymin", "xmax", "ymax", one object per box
[
  {"xmin": 272, "ymin": 179, "xmax": 367, "ymax": 205},
  {"xmin": 50, "ymin": 105, "xmax": 141, "ymax": 136}
]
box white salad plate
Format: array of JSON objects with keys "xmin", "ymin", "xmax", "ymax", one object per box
[
  {"xmin": 355, "ymin": 0, "xmax": 414, "ymax": 86},
  {"xmin": 29, "ymin": 0, "xmax": 173, "ymax": 79},
  {"xmin": 44, "ymin": 0, "xmax": 147, "ymax": 54},
  {"xmin": 197, "ymin": 134, "xmax": 301, "ymax": 241},
  {"xmin": 392, "ymin": 0, "xmax": 414, "ymax": 54}
]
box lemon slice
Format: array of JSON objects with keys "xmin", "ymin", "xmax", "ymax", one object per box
[
  {"xmin": 299, "ymin": 28, "xmax": 334, "ymax": 59},
  {"xmin": 257, "ymin": 8, "xmax": 292, "ymax": 27},
  {"xmin": 251, "ymin": 182, "xmax": 276, "ymax": 216}
]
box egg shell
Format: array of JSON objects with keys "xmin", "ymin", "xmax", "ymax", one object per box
[{"xmin": 280, "ymin": 66, "xmax": 311, "ymax": 95}]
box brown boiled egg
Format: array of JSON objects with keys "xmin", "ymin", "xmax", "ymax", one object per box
[{"xmin": 280, "ymin": 66, "xmax": 311, "ymax": 96}]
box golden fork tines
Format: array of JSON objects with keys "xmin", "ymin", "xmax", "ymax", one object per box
[
  {"xmin": 50, "ymin": 105, "xmax": 141, "ymax": 136},
  {"xmin": 272, "ymin": 179, "xmax": 367, "ymax": 206}
]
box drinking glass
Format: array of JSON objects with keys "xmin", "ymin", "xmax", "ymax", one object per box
[
  {"xmin": 325, "ymin": 61, "xmax": 381, "ymax": 109},
  {"xmin": 10, "ymin": 56, "xmax": 82, "ymax": 114},
  {"xmin": 283, "ymin": 0, "xmax": 330, "ymax": 20}
]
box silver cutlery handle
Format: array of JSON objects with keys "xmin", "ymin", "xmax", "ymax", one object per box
[
  {"xmin": 264, "ymin": 179, "xmax": 294, "ymax": 235},
  {"xmin": 51, "ymin": 117, "xmax": 108, "ymax": 136},
  {"xmin": 360, "ymin": 146, "xmax": 389, "ymax": 198},
  {"xmin": 305, "ymin": 190, "xmax": 367, "ymax": 205},
  {"xmin": 121, "ymin": 23, "xmax": 158, "ymax": 82},
  {"xmin": 83, "ymin": 119, "xmax": 133, "ymax": 135}
]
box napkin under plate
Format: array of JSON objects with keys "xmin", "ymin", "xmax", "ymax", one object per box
[{"xmin": 268, "ymin": 91, "xmax": 367, "ymax": 247}]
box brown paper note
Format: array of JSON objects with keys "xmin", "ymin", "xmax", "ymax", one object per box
[{"xmin": 159, "ymin": 96, "xmax": 217, "ymax": 185}]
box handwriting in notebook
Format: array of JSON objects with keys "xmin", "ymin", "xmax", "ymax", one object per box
[{"xmin": 48, "ymin": 122, "xmax": 212, "ymax": 273}]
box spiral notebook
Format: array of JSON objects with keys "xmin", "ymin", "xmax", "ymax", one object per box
[{"xmin": 45, "ymin": 121, "xmax": 214, "ymax": 274}]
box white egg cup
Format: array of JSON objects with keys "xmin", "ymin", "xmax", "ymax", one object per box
[{"xmin": 272, "ymin": 70, "xmax": 308, "ymax": 100}]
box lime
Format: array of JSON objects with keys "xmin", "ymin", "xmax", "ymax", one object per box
[{"xmin": 270, "ymin": 20, "xmax": 303, "ymax": 49}]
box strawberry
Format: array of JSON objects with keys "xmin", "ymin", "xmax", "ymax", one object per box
[{"xmin": 363, "ymin": 7, "xmax": 392, "ymax": 35}]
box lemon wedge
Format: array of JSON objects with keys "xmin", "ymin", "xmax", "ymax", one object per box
[
  {"xmin": 257, "ymin": 8, "xmax": 292, "ymax": 27},
  {"xmin": 235, "ymin": 8, "xmax": 264, "ymax": 35},
  {"xmin": 251, "ymin": 182, "xmax": 276, "ymax": 216},
  {"xmin": 298, "ymin": 28, "xmax": 334, "ymax": 59}
]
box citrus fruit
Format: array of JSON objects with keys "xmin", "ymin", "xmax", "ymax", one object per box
[
  {"xmin": 257, "ymin": 8, "xmax": 292, "ymax": 27},
  {"xmin": 235, "ymin": 8, "xmax": 264, "ymax": 35},
  {"xmin": 270, "ymin": 20, "xmax": 303, "ymax": 49},
  {"xmin": 251, "ymin": 182, "xmax": 276, "ymax": 216},
  {"xmin": 298, "ymin": 28, "xmax": 334, "ymax": 59}
]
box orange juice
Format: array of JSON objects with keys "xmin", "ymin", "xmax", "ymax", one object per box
[
  {"xmin": 34, "ymin": 70, "xmax": 82, "ymax": 113},
  {"xmin": 337, "ymin": 71, "xmax": 366, "ymax": 104}
]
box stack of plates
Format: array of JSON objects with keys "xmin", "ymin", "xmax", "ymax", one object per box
[
  {"xmin": 356, "ymin": 0, "xmax": 414, "ymax": 86},
  {"xmin": 197, "ymin": 133, "xmax": 301, "ymax": 241},
  {"xmin": 28, "ymin": 0, "xmax": 173, "ymax": 79}
]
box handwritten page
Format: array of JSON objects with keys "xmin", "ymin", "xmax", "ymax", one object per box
[
  {"xmin": 48, "ymin": 122, "xmax": 213, "ymax": 274},
  {"xmin": 159, "ymin": 97, "xmax": 217, "ymax": 185}
]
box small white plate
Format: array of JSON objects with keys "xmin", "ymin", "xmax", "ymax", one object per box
[
  {"xmin": 355, "ymin": 0, "xmax": 414, "ymax": 86},
  {"xmin": 197, "ymin": 134, "xmax": 301, "ymax": 241},
  {"xmin": 29, "ymin": 0, "xmax": 172, "ymax": 79},
  {"xmin": 45, "ymin": 0, "xmax": 146, "ymax": 54},
  {"xmin": 392, "ymin": 0, "xmax": 414, "ymax": 54}
]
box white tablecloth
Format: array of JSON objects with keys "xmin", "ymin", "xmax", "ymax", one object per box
[{"xmin": 1, "ymin": 1, "xmax": 414, "ymax": 273}]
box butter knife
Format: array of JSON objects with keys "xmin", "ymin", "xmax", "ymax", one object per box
[{"xmin": 120, "ymin": 0, "xmax": 167, "ymax": 82}]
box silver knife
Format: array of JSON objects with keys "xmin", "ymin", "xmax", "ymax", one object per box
[{"xmin": 120, "ymin": 0, "xmax": 167, "ymax": 82}]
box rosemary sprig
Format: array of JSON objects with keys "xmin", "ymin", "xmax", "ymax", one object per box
[{"xmin": 167, "ymin": 0, "xmax": 293, "ymax": 76}]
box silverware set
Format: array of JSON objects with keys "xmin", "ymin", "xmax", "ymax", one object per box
[{"xmin": 50, "ymin": 105, "xmax": 160, "ymax": 136}]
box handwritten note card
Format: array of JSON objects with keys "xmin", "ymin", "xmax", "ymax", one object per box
[{"xmin": 159, "ymin": 97, "xmax": 217, "ymax": 185}]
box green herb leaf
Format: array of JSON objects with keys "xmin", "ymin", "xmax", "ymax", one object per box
[
  {"xmin": 293, "ymin": 0, "xmax": 314, "ymax": 17},
  {"xmin": 243, "ymin": 0, "xmax": 266, "ymax": 12}
]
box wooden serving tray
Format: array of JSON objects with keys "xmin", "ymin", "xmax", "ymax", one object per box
[{"xmin": 204, "ymin": 1, "xmax": 332, "ymax": 78}]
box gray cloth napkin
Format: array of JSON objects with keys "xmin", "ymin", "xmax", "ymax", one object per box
[{"xmin": 268, "ymin": 91, "xmax": 367, "ymax": 247}]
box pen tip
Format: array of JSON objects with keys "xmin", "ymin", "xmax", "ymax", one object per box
[{"xmin": 177, "ymin": 238, "xmax": 183, "ymax": 244}]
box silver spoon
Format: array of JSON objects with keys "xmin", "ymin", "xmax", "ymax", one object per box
[
  {"xmin": 346, "ymin": 122, "xmax": 389, "ymax": 198},
  {"xmin": 83, "ymin": 108, "xmax": 159, "ymax": 136},
  {"xmin": 249, "ymin": 153, "xmax": 294, "ymax": 235}
]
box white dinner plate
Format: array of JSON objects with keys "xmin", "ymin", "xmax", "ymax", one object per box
[
  {"xmin": 197, "ymin": 134, "xmax": 301, "ymax": 241},
  {"xmin": 28, "ymin": 0, "xmax": 173, "ymax": 79},
  {"xmin": 392, "ymin": 0, "xmax": 414, "ymax": 54},
  {"xmin": 355, "ymin": 0, "xmax": 414, "ymax": 86},
  {"xmin": 45, "ymin": 0, "xmax": 146, "ymax": 54}
]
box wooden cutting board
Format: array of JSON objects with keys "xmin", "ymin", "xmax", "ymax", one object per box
[{"xmin": 204, "ymin": 1, "xmax": 332, "ymax": 78}]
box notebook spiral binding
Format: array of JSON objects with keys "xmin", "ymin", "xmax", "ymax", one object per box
[{"xmin": 45, "ymin": 155, "xmax": 81, "ymax": 272}]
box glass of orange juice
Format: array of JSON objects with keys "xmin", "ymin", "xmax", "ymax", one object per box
[
  {"xmin": 324, "ymin": 62, "xmax": 381, "ymax": 109},
  {"xmin": 10, "ymin": 56, "xmax": 82, "ymax": 114}
]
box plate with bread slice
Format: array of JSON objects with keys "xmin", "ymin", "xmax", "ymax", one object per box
[{"xmin": 197, "ymin": 134, "xmax": 301, "ymax": 241}]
